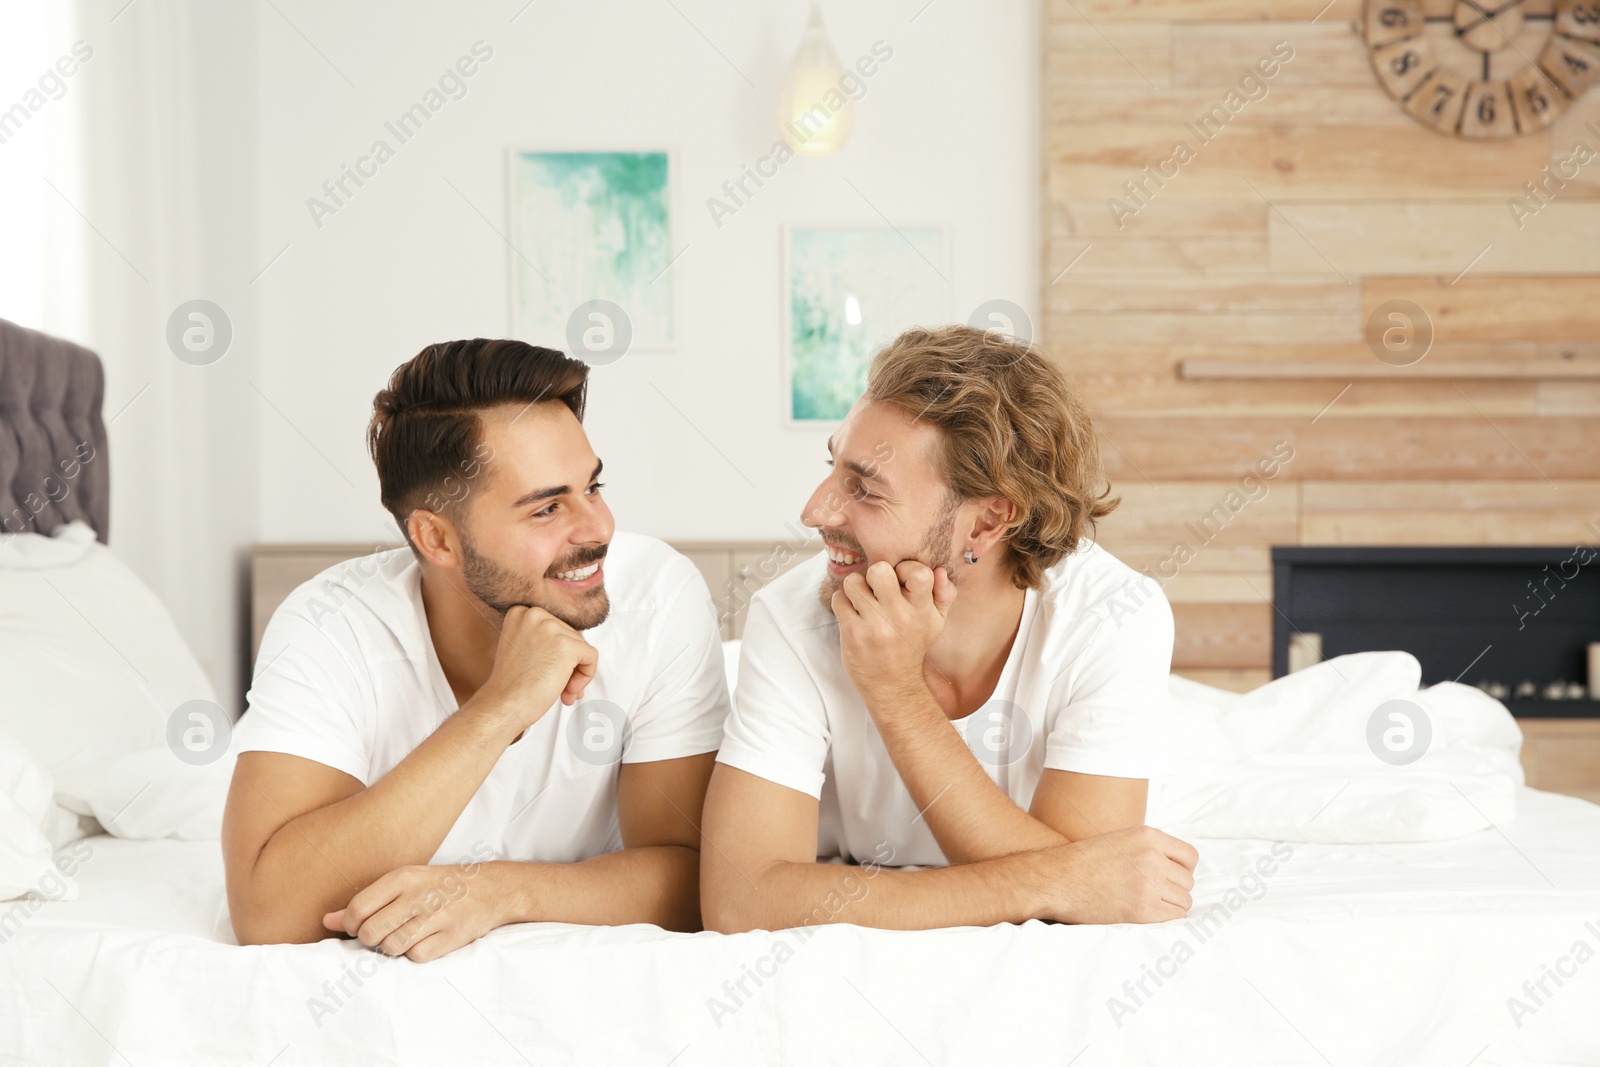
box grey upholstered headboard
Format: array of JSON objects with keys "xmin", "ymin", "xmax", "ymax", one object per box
[{"xmin": 0, "ymin": 318, "xmax": 110, "ymax": 542}]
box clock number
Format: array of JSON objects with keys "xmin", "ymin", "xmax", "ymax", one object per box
[
  {"xmin": 1393, "ymin": 49, "xmax": 1421, "ymax": 75},
  {"xmin": 1366, "ymin": 0, "xmax": 1424, "ymax": 46},
  {"xmin": 1460, "ymin": 79, "xmax": 1514, "ymax": 139},
  {"xmin": 1403, "ymin": 64, "xmax": 1468, "ymax": 131},
  {"xmin": 1508, "ymin": 62, "xmax": 1572, "ymax": 129},
  {"xmin": 1558, "ymin": 0, "xmax": 1600, "ymax": 41},
  {"xmin": 1541, "ymin": 32, "xmax": 1600, "ymax": 97}
]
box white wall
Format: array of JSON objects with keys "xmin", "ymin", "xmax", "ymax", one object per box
[
  {"xmin": 255, "ymin": 0, "xmax": 1040, "ymax": 548},
  {"xmin": 22, "ymin": 0, "xmax": 1038, "ymax": 707}
]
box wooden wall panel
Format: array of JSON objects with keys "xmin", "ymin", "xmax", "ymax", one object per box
[
  {"xmin": 1043, "ymin": 2, "xmax": 1600, "ymax": 676},
  {"xmin": 1046, "ymin": 85, "xmax": 1414, "ymax": 126},
  {"xmin": 1045, "ymin": 23, "xmax": 1173, "ymax": 85},
  {"xmin": 1300, "ymin": 481, "xmax": 1600, "ymax": 544},
  {"xmin": 1049, "ymin": 274, "xmax": 1356, "ymax": 312},
  {"xmin": 1538, "ymin": 382, "xmax": 1600, "ymax": 414},
  {"xmin": 1097, "ymin": 418, "xmax": 1596, "ymax": 479},
  {"xmin": 1092, "ymin": 481, "xmax": 1300, "ymax": 544},
  {"xmin": 1171, "ymin": 24, "xmax": 1376, "ymax": 86},
  {"xmin": 1048, "ymin": 127, "xmax": 1560, "ymax": 202},
  {"xmin": 1081, "ymin": 378, "xmax": 1539, "ymax": 417},
  {"xmin": 1362, "ymin": 277, "xmax": 1600, "ymax": 340},
  {"xmin": 1047, "ymin": 235, "xmax": 1267, "ymax": 272},
  {"xmin": 1267, "ymin": 205, "xmax": 1600, "ymax": 274},
  {"xmin": 1047, "ymin": 311, "xmax": 1357, "ymax": 343},
  {"xmin": 1171, "ymin": 603, "xmax": 1273, "ymax": 668},
  {"xmin": 1052, "ymin": 0, "xmax": 1539, "ymax": 19}
]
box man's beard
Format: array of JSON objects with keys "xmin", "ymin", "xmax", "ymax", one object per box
[
  {"xmin": 817, "ymin": 494, "xmax": 961, "ymax": 614},
  {"xmin": 459, "ymin": 525, "xmax": 610, "ymax": 631}
]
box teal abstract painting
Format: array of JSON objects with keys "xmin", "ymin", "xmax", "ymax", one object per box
[
  {"xmin": 510, "ymin": 151, "xmax": 674, "ymax": 351},
  {"xmin": 785, "ymin": 226, "xmax": 947, "ymax": 423}
]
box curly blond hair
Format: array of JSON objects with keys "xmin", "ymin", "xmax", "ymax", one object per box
[{"xmin": 864, "ymin": 324, "xmax": 1117, "ymax": 589}]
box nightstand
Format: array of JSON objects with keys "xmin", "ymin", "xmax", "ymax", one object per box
[{"xmin": 1519, "ymin": 720, "xmax": 1600, "ymax": 806}]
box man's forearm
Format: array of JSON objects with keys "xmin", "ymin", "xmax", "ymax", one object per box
[
  {"xmin": 707, "ymin": 848, "xmax": 1049, "ymax": 934},
  {"xmin": 495, "ymin": 845, "xmax": 702, "ymax": 932},
  {"xmin": 246, "ymin": 697, "xmax": 526, "ymax": 941},
  {"xmin": 869, "ymin": 686, "xmax": 1066, "ymax": 865}
]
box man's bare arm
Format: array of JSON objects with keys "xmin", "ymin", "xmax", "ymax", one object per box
[
  {"xmin": 839, "ymin": 561, "xmax": 1152, "ymax": 864},
  {"xmin": 867, "ymin": 685, "xmax": 1149, "ymax": 863},
  {"xmin": 699, "ymin": 764, "xmax": 1196, "ymax": 935},
  {"xmin": 223, "ymin": 692, "xmax": 531, "ymax": 945},
  {"xmin": 223, "ymin": 605, "xmax": 597, "ymax": 945},
  {"xmin": 490, "ymin": 751, "xmax": 715, "ymax": 931},
  {"xmin": 323, "ymin": 752, "xmax": 718, "ymax": 960}
]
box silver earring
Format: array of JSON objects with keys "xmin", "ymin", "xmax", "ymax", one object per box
[{"xmin": 964, "ymin": 550, "xmax": 979, "ymax": 565}]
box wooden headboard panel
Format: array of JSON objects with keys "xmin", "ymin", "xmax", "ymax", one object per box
[{"xmin": 248, "ymin": 540, "xmax": 816, "ymax": 667}]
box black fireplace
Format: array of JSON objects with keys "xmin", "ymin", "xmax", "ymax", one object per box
[{"xmin": 1272, "ymin": 546, "xmax": 1600, "ymax": 718}]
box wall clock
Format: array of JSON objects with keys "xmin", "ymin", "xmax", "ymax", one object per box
[{"xmin": 1363, "ymin": 0, "xmax": 1600, "ymax": 138}]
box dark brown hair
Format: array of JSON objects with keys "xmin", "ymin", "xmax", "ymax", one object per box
[
  {"xmin": 368, "ymin": 338, "xmax": 589, "ymax": 551},
  {"xmin": 864, "ymin": 324, "xmax": 1117, "ymax": 589}
]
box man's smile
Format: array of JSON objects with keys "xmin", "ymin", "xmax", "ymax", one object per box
[{"xmin": 824, "ymin": 539, "xmax": 868, "ymax": 576}]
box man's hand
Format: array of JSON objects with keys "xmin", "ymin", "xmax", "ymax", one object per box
[
  {"xmin": 1035, "ymin": 825, "xmax": 1199, "ymax": 925},
  {"xmin": 471, "ymin": 606, "xmax": 599, "ymax": 730},
  {"xmin": 832, "ymin": 560, "xmax": 957, "ymax": 705},
  {"xmin": 323, "ymin": 861, "xmax": 512, "ymax": 962}
]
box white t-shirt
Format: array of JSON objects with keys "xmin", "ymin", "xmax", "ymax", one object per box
[
  {"xmin": 716, "ymin": 540, "xmax": 1174, "ymax": 867},
  {"xmin": 234, "ymin": 532, "xmax": 729, "ymax": 866}
]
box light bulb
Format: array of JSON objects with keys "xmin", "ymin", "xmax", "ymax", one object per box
[{"xmin": 776, "ymin": 3, "xmax": 854, "ymax": 155}]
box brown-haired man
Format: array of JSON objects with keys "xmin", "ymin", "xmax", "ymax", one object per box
[
  {"xmin": 223, "ymin": 339, "xmax": 728, "ymax": 960},
  {"xmin": 702, "ymin": 324, "xmax": 1198, "ymax": 932}
]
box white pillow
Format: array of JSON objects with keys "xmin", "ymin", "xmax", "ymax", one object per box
[
  {"xmin": 0, "ymin": 522, "xmax": 222, "ymax": 828},
  {"xmin": 84, "ymin": 745, "xmax": 235, "ymax": 841},
  {"xmin": 0, "ymin": 724, "xmax": 80, "ymax": 901}
]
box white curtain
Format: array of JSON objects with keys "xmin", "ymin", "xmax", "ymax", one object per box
[{"xmin": 7, "ymin": 1, "xmax": 264, "ymax": 714}]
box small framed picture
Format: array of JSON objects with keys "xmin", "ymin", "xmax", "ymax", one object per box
[
  {"xmin": 782, "ymin": 225, "xmax": 949, "ymax": 424},
  {"xmin": 507, "ymin": 149, "xmax": 677, "ymax": 360}
]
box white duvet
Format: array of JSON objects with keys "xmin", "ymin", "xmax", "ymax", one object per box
[
  {"xmin": 1149, "ymin": 651, "xmax": 1524, "ymax": 843},
  {"xmin": 0, "ymin": 724, "xmax": 80, "ymax": 900},
  {"xmin": 3, "ymin": 651, "xmax": 1594, "ymax": 1065},
  {"xmin": 4, "ymin": 787, "xmax": 1598, "ymax": 1066}
]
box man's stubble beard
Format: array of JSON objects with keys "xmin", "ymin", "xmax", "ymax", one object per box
[
  {"xmin": 459, "ymin": 524, "xmax": 610, "ymax": 631},
  {"xmin": 816, "ymin": 494, "xmax": 961, "ymax": 614}
]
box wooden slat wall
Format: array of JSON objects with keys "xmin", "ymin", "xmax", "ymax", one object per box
[{"xmin": 1043, "ymin": 1, "xmax": 1600, "ymax": 692}]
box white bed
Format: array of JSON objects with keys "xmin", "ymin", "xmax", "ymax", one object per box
[
  {"xmin": 5, "ymin": 528, "xmax": 1600, "ymax": 1066},
  {"xmin": 2, "ymin": 782, "xmax": 1598, "ymax": 1066},
  {"xmin": 4, "ymin": 530, "xmax": 1600, "ymax": 1065}
]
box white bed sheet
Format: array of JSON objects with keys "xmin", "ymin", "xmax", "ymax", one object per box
[{"xmin": 3, "ymin": 786, "xmax": 1598, "ymax": 1066}]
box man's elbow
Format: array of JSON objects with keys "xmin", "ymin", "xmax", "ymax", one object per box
[
  {"xmin": 228, "ymin": 894, "xmax": 339, "ymax": 947},
  {"xmin": 702, "ymin": 897, "xmax": 763, "ymax": 935},
  {"xmin": 700, "ymin": 867, "xmax": 787, "ymax": 935}
]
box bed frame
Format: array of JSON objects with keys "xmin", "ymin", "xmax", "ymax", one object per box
[{"xmin": 0, "ymin": 318, "xmax": 110, "ymax": 542}]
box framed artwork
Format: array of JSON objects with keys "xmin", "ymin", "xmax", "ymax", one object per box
[
  {"xmin": 782, "ymin": 225, "xmax": 949, "ymax": 424},
  {"xmin": 508, "ymin": 149, "xmax": 676, "ymax": 354}
]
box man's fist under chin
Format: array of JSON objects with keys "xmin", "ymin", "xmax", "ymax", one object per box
[{"xmin": 832, "ymin": 559, "xmax": 956, "ymax": 703}]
